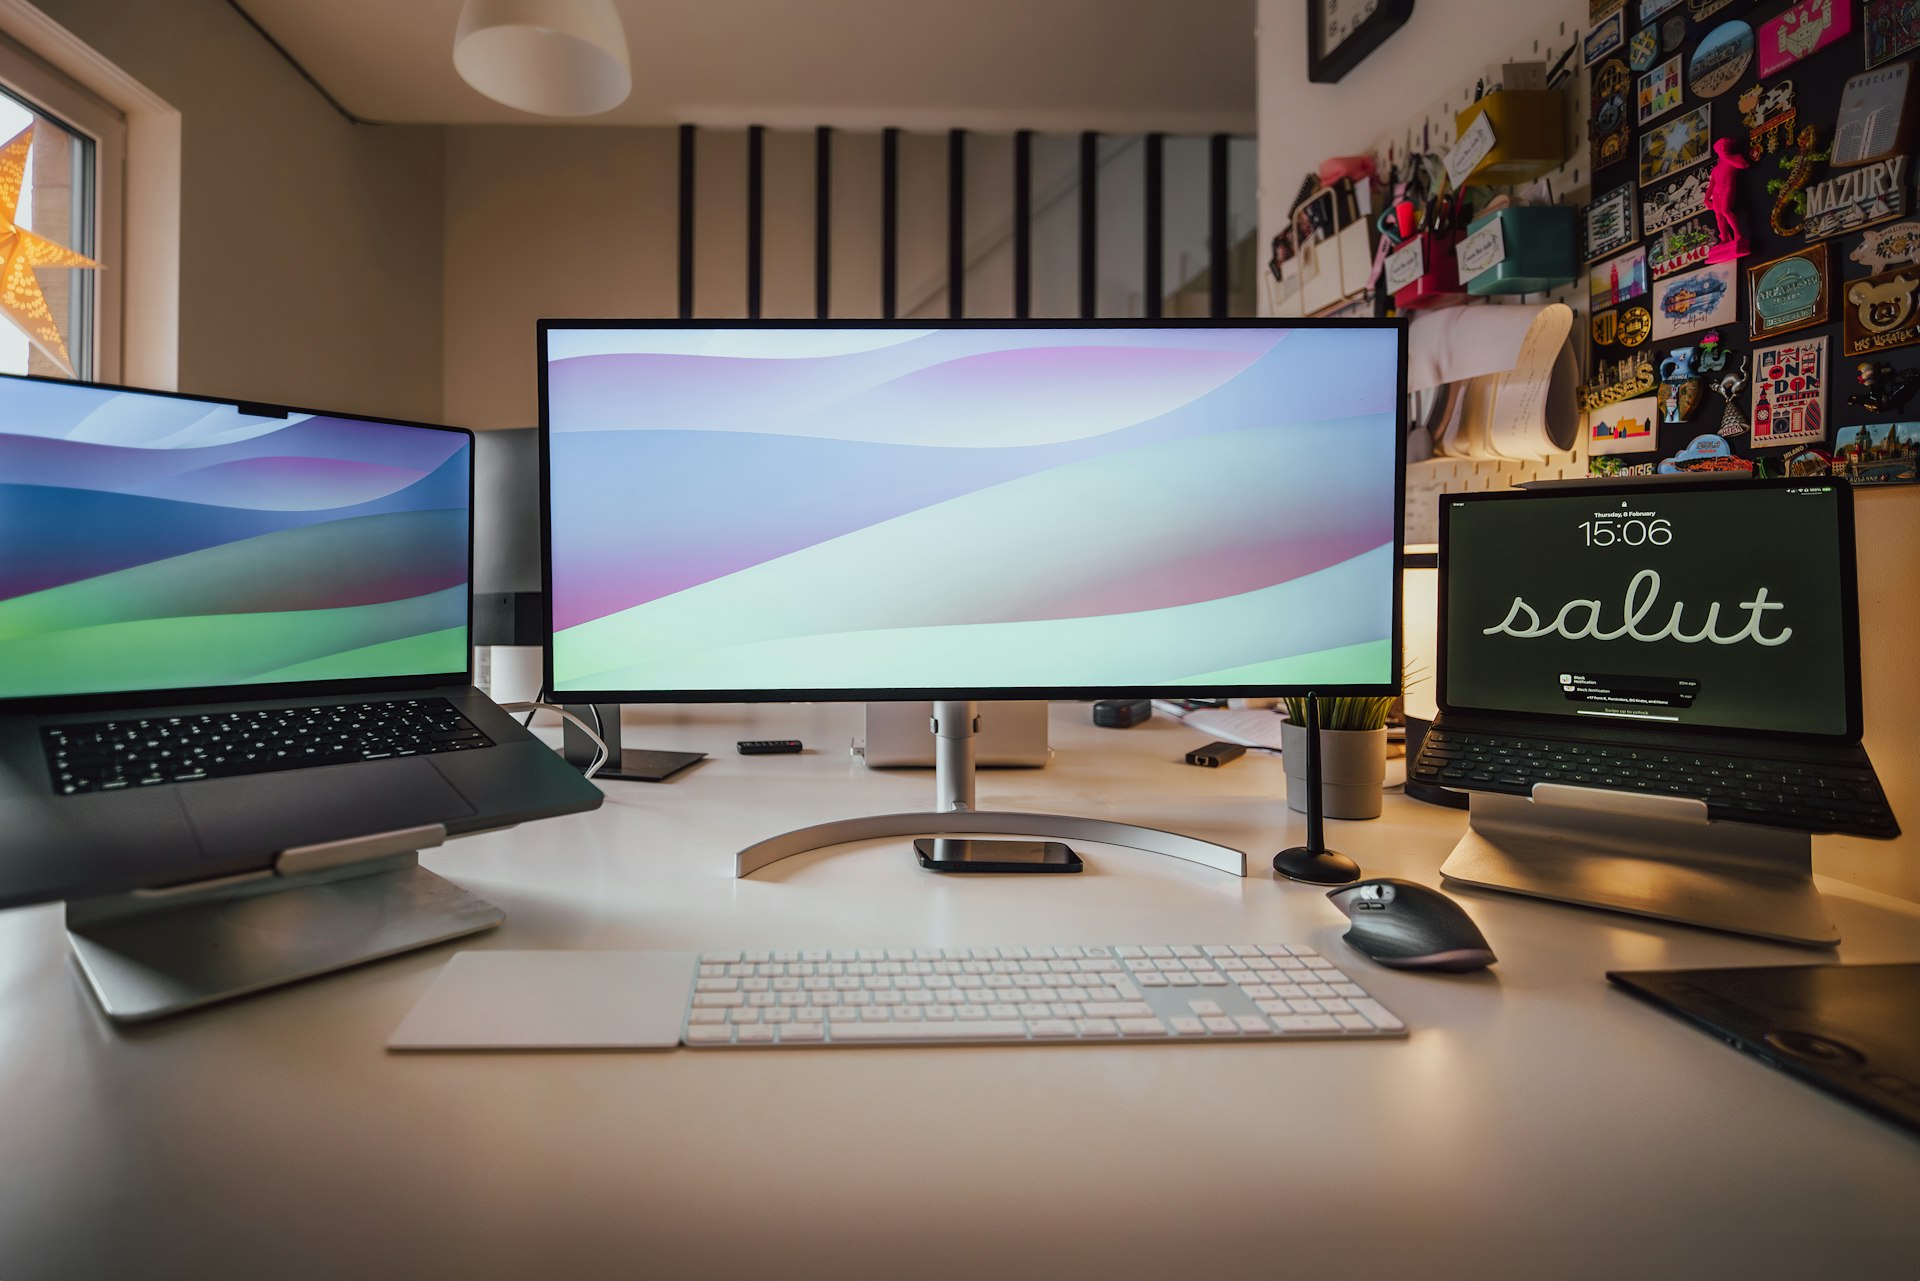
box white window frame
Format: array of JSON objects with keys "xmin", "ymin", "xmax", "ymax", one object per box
[
  {"xmin": 0, "ymin": 0, "xmax": 180, "ymax": 390},
  {"xmin": 0, "ymin": 29, "xmax": 124, "ymax": 382}
]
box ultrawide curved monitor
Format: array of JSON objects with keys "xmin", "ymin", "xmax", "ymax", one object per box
[{"xmin": 540, "ymin": 320, "xmax": 1406, "ymax": 703}]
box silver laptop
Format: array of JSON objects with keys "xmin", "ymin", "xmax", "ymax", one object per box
[{"xmin": 0, "ymin": 372, "xmax": 601, "ymax": 913}]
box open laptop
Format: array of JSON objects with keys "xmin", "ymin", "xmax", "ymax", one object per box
[
  {"xmin": 1414, "ymin": 478, "xmax": 1898, "ymax": 839},
  {"xmin": 0, "ymin": 372, "xmax": 602, "ymax": 913}
]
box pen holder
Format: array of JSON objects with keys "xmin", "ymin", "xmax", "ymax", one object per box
[
  {"xmin": 1453, "ymin": 90, "xmax": 1570, "ymax": 185},
  {"xmin": 1464, "ymin": 206, "xmax": 1579, "ymax": 296},
  {"xmin": 1393, "ymin": 229, "xmax": 1466, "ymax": 311}
]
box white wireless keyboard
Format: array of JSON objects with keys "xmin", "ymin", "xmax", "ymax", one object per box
[{"xmin": 683, "ymin": 944, "xmax": 1407, "ymax": 1047}]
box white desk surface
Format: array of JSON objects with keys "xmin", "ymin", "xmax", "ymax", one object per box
[{"xmin": 3, "ymin": 703, "xmax": 1917, "ymax": 1281}]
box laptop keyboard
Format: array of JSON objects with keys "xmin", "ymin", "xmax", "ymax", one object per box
[
  {"xmin": 1412, "ymin": 728, "xmax": 1898, "ymax": 838},
  {"xmin": 43, "ymin": 698, "xmax": 493, "ymax": 796}
]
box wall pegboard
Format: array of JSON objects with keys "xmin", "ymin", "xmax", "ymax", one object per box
[{"xmin": 1369, "ymin": 9, "xmax": 1597, "ymax": 544}]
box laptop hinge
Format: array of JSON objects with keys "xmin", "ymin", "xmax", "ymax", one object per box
[{"xmin": 275, "ymin": 823, "xmax": 447, "ymax": 877}]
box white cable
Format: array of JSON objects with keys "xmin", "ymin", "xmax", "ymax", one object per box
[{"xmin": 500, "ymin": 701, "xmax": 608, "ymax": 780}]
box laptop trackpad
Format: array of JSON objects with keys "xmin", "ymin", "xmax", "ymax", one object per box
[{"xmin": 182, "ymin": 759, "xmax": 478, "ymax": 858}]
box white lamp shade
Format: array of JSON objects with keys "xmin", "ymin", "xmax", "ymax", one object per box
[{"xmin": 454, "ymin": 0, "xmax": 632, "ymax": 117}]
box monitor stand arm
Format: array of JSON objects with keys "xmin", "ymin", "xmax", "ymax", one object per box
[
  {"xmin": 66, "ymin": 825, "xmax": 503, "ymax": 1022},
  {"xmin": 1440, "ymin": 784, "xmax": 1838, "ymax": 946},
  {"xmin": 735, "ymin": 700, "xmax": 1247, "ymax": 877}
]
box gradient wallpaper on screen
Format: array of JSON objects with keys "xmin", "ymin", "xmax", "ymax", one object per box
[
  {"xmin": 545, "ymin": 327, "xmax": 1400, "ymax": 694},
  {"xmin": 0, "ymin": 378, "xmax": 470, "ymax": 700}
]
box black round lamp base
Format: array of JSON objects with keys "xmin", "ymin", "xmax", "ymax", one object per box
[{"xmin": 1272, "ymin": 845, "xmax": 1362, "ymax": 885}]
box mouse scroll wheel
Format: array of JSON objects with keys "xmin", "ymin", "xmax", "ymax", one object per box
[{"xmin": 1360, "ymin": 884, "xmax": 1394, "ymax": 903}]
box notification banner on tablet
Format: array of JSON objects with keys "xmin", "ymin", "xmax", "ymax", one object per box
[{"xmin": 1559, "ymin": 672, "xmax": 1700, "ymax": 716}]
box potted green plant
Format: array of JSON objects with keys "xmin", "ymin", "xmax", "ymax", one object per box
[{"xmin": 1280, "ymin": 696, "xmax": 1394, "ymax": 820}]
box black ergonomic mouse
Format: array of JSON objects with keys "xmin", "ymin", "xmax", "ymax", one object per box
[{"xmin": 1325, "ymin": 878, "xmax": 1496, "ymax": 972}]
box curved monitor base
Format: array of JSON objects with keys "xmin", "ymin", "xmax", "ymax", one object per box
[{"xmin": 735, "ymin": 810, "xmax": 1247, "ymax": 878}]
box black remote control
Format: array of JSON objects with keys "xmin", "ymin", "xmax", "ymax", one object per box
[{"xmin": 737, "ymin": 740, "xmax": 803, "ymax": 755}]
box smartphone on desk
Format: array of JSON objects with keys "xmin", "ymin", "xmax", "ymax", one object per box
[{"xmin": 914, "ymin": 838, "xmax": 1083, "ymax": 873}]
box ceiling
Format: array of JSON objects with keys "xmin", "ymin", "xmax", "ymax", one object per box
[{"xmin": 236, "ymin": 0, "xmax": 1257, "ymax": 133}]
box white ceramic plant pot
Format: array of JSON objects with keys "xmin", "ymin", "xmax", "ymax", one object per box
[{"xmin": 1281, "ymin": 723, "xmax": 1387, "ymax": 820}]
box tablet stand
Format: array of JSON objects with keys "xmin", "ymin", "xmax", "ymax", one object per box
[
  {"xmin": 735, "ymin": 700, "xmax": 1247, "ymax": 877},
  {"xmin": 66, "ymin": 824, "xmax": 503, "ymax": 1022},
  {"xmin": 1440, "ymin": 784, "xmax": 1838, "ymax": 946}
]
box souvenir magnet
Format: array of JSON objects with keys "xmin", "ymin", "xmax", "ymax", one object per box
[
  {"xmin": 1629, "ymin": 27, "xmax": 1660, "ymax": 70},
  {"xmin": 1640, "ymin": 0, "xmax": 1684, "ymax": 21},
  {"xmin": 1853, "ymin": 221, "xmax": 1920, "ymax": 271},
  {"xmin": 1782, "ymin": 445, "xmax": 1836, "ymax": 476},
  {"xmin": 1865, "ymin": 0, "xmax": 1920, "ymax": 69},
  {"xmin": 1662, "ymin": 15, "xmax": 1687, "ymax": 52},
  {"xmin": 1586, "ymin": 182, "xmax": 1639, "ymax": 260},
  {"xmin": 1832, "ymin": 422, "xmax": 1920, "ymax": 483},
  {"xmin": 1619, "ymin": 306, "xmax": 1653, "ymax": 347},
  {"xmin": 1834, "ymin": 63, "xmax": 1915, "ymax": 166},
  {"xmin": 1637, "ymin": 55, "xmax": 1684, "ymax": 125},
  {"xmin": 1641, "ymin": 168, "xmax": 1709, "ymax": 234},
  {"xmin": 1592, "ymin": 60, "xmax": 1633, "ymax": 170},
  {"xmin": 1650, "ymin": 216, "xmax": 1720, "ymax": 276},
  {"xmin": 1590, "ymin": 246, "xmax": 1650, "ymax": 308},
  {"xmin": 1589, "ymin": 394, "xmax": 1660, "ymax": 454},
  {"xmin": 1843, "ymin": 267, "xmax": 1920, "ymax": 356},
  {"xmin": 1593, "ymin": 308, "xmax": 1621, "ymax": 346},
  {"xmin": 1586, "ymin": 11, "xmax": 1626, "ymax": 65},
  {"xmin": 1689, "ymin": 20, "xmax": 1754, "ymax": 96},
  {"xmin": 1689, "ymin": 0, "xmax": 1736, "ymax": 19},
  {"xmin": 1740, "ymin": 80, "xmax": 1797, "ymax": 157},
  {"xmin": 1759, "ymin": 0, "xmax": 1852, "ymax": 78},
  {"xmin": 1710, "ymin": 350, "xmax": 1751, "ymax": 435},
  {"xmin": 1580, "ymin": 350, "xmax": 1658, "ymax": 411},
  {"xmin": 1703, "ymin": 138, "xmax": 1751, "ymax": 261},
  {"xmin": 1748, "ymin": 243, "xmax": 1830, "ymax": 339},
  {"xmin": 1695, "ymin": 328, "xmax": 1730, "ymax": 374},
  {"xmin": 1658, "ymin": 346, "xmax": 1704, "ymax": 423},
  {"xmin": 1750, "ymin": 335, "xmax": 1828, "ymax": 447},
  {"xmin": 1652, "ymin": 260, "xmax": 1738, "ymax": 341},
  {"xmin": 1803, "ymin": 155, "xmax": 1910, "ymax": 240},
  {"xmin": 1659, "ymin": 434, "xmax": 1754, "ymax": 473},
  {"xmin": 1592, "ymin": 0, "xmax": 1624, "ymax": 20},
  {"xmin": 1847, "ymin": 360, "xmax": 1920, "ymax": 414},
  {"xmin": 1640, "ymin": 104, "xmax": 1712, "ymax": 186},
  {"xmin": 1767, "ymin": 125, "xmax": 1828, "ymax": 237}
]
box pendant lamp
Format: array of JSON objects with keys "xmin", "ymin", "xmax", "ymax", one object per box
[{"xmin": 453, "ymin": 0, "xmax": 632, "ymax": 117}]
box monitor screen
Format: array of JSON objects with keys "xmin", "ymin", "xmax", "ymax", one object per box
[
  {"xmin": 1440, "ymin": 481, "xmax": 1857, "ymax": 740},
  {"xmin": 542, "ymin": 322, "xmax": 1405, "ymax": 701},
  {"xmin": 0, "ymin": 374, "xmax": 472, "ymax": 704}
]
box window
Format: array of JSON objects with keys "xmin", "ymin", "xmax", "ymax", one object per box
[{"xmin": 0, "ymin": 33, "xmax": 124, "ymax": 382}]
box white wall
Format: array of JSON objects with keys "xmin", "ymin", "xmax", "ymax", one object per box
[
  {"xmin": 1254, "ymin": 0, "xmax": 1581, "ymax": 309},
  {"xmin": 28, "ymin": 0, "xmax": 445, "ymax": 422}
]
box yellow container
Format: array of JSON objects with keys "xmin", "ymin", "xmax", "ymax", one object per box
[{"xmin": 1453, "ymin": 90, "xmax": 1569, "ymax": 186}]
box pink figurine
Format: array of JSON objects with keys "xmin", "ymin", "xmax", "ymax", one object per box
[{"xmin": 1705, "ymin": 137, "xmax": 1750, "ymax": 263}]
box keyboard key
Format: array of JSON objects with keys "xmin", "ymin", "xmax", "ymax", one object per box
[{"xmin": 1348, "ymin": 999, "xmax": 1405, "ymax": 1031}]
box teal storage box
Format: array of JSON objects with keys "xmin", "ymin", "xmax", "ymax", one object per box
[{"xmin": 1462, "ymin": 206, "xmax": 1578, "ymax": 296}]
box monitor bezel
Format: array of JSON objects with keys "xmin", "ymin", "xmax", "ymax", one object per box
[
  {"xmin": 1435, "ymin": 477, "xmax": 1864, "ymax": 745},
  {"xmin": 0, "ymin": 371, "xmax": 475, "ymax": 715},
  {"xmin": 538, "ymin": 317, "xmax": 1408, "ymax": 705}
]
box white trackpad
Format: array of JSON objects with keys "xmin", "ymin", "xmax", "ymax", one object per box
[{"xmin": 388, "ymin": 951, "xmax": 695, "ymax": 1051}]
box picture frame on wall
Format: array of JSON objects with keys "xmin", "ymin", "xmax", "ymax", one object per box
[{"xmin": 1308, "ymin": 0, "xmax": 1416, "ymax": 84}]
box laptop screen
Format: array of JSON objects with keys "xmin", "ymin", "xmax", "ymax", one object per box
[
  {"xmin": 1439, "ymin": 481, "xmax": 1857, "ymax": 741},
  {"xmin": 0, "ymin": 375, "xmax": 472, "ymax": 703}
]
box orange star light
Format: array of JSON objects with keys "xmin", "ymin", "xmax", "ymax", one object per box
[{"xmin": 0, "ymin": 124, "xmax": 101, "ymax": 375}]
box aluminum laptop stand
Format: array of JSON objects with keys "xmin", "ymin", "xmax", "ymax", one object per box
[
  {"xmin": 66, "ymin": 825, "xmax": 503, "ymax": 1022},
  {"xmin": 1440, "ymin": 783, "xmax": 1836, "ymax": 946}
]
